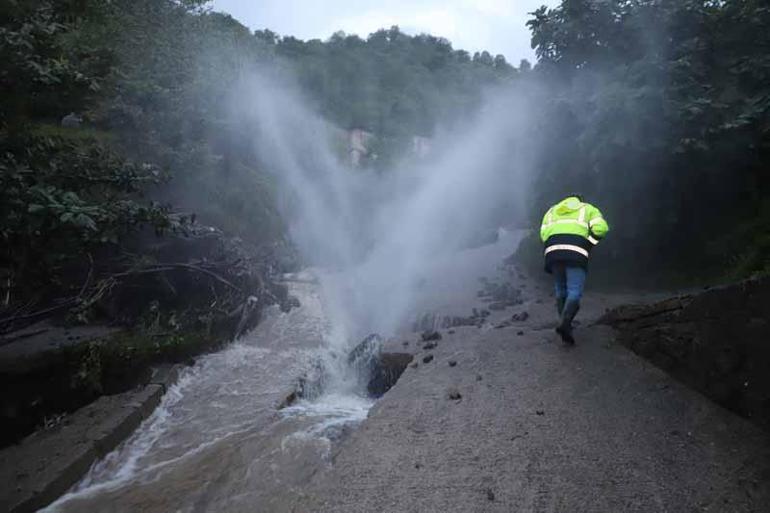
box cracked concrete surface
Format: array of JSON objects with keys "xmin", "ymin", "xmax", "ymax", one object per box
[{"xmin": 290, "ymin": 294, "xmax": 770, "ymax": 513}]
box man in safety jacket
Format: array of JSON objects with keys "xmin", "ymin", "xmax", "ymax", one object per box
[{"xmin": 540, "ymin": 195, "xmax": 609, "ymax": 344}]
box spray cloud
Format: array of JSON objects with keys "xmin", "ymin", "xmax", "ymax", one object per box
[{"xmin": 231, "ymin": 70, "xmax": 538, "ymax": 348}]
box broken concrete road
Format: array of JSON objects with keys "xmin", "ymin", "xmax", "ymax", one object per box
[{"xmin": 291, "ymin": 301, "xmax": 770, "ymax": 512}]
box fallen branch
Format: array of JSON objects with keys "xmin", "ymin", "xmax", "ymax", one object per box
[
  {"xmin": 112, "ymin": 263, "xmax": 242, "ymax": 293},
  {"xmin": 77, "ymin": 253, "xmax": 94, "ymax": 299},
  {"xmin": 0, "ymin": 326, "xmax": 51, "ymax": 347},
  {"xmin": 0, "ymin": 299, "xmax": 77, "ymax": 331},
  {"xmin": 0, "ymin": 261, "xmax": 245, "ymax": 332}
]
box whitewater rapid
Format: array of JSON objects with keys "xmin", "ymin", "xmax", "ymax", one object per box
[{"xmin": 44, "ymin": 273, "xmax": 373, "ymax": 512}]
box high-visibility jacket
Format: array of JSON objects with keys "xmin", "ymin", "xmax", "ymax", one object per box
[{"xmin": 540, "ymin": 196, "xmax": 609, "ymax": 272}]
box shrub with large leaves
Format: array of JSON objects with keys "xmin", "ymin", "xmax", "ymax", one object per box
[
  {"xmin": 0, "ymin": 0, "xmax": 106, "ymax": 126},
  {"xmin": 0, "ymin": 135, "xmax": 172, "ymax": 305}
]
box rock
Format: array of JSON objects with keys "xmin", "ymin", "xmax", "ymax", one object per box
[
  {"xmin": 476, "ymin": 374, "xmax": 483, "ymax": 381},
  {"xmin": 281, "ymin": 295, "xmax": 301, "ymax": 312},
  {"xmin": 447, "ymin": 387, "xmax": 462, "ymax": 400},
  {"xmin": 448, "ymin": 360, "xmax": 457, "ymax": 367},
  {"xmin": 367, "ymin": 353, "xmax": 413, "ymax": 397},
  {"xmin": 410, "ymin": 362, "xmax": 419, "ymax": 369},
  {"xmin": 447, "ymin": 330, "xmax": 455, "ymax": 334},
  {"xmin": 402, "ymin": 341, "xmax": 409, "ymax": 346},
  {"xmin": 421, "ymin": 330, "xmax": 442, "ymax": 342},
  {"xmin": 600, "ymin": 276, "xmax": 770, "ymax": 431},
  {"xmin": 422, "ymin": 354, "xmax": 434, "ymax": 364},
  {"xmin": 511, "ymin": 311, "xmax": 529, "ymax": 322},
  {"xmin": 60, "ymin": 112, "xmax": 82, "ymax": 128},
  {"xmin": 536, "ymin": 410, "xmax": 545, "ymax": 416},
  {"xmin": 347, "ymin": 334, "xmax": 382, "ymax": 366},
  {"xmin": 517, "ymin": 331, "xmax": 524, "ymax": 336},
  {"xmin": 346, "ymin": 335, "xmax": 413, "ymax": 398},
  {"xmin": 423, "ymin": 342, "xmax": 437, "ymax": 350},
  {"xmin": 234, "ymin": 296, "xmax": 260, "ymax": 339},
  {"xmin": 148, "ymin": 365, "xmax": 184, "ymax": 393},
  {"xmin": 486, "ymin": 488, "xmax": 495, "ymax": 501},
  {"xmin": 296, "ymin": 361, "xmax": 327, "ymax": 401}
]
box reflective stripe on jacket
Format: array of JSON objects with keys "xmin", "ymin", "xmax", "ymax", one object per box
[{"xmin": 540, "ymin": 197, "xmax": 609, "ymax": 272}]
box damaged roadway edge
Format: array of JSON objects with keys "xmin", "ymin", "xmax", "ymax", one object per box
[
  {"xmin": 0, "ymin": 364, "xmax": 185, "ymax": 513},
  {"xmin": 279, "ymin": 350, "xmax": 413, "ymax": 410}
]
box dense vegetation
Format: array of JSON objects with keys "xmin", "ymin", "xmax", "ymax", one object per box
[
  {"xmin": 0, "ymin": 0, "xmax": 517, "ymax": 322},
  {"xmin": 2, "ymin": 0, "xmax": 768, "ymax": 320},
  {"xmin": 520, "ymin": 0, "xmax": 770, "ymax": 284},
  {"xmin": 267, "ymin": 27, "xmax": 517, "ymax": 135},
  {"xmin": 266, "ymin": 28, "xmax": 520, "ymax": 168}
]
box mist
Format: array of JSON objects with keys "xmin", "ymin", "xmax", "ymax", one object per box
[{"xmin": 229, "ymin": 70, "xmax": 538, "ymax": 347}]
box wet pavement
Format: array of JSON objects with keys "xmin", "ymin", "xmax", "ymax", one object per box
[{"xmin": 42, "ymin": 230, "xmax": 770, "ymax": 512}]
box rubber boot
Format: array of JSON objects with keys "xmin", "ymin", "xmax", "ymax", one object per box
[{"xmin": 555, "ymin": 300, "xmax": 580, "ymax": 345}]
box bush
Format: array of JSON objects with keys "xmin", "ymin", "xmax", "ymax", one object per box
[{"xmin": 0, "ymin": 133, "xmax": 173, "ymax": 308}]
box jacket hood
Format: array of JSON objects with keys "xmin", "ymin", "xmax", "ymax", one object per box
[{"xmin": 555, "ymin": 196, "xmax": 583, "ymax": 214}]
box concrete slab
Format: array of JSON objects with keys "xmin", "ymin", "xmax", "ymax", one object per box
[
  {"xmin": 293, "ymin": 299, "xmax": 770, "ymax": 513},
  {"xmin": 0, "ymin": 380, "xmax": 174, "ymax": 512}
]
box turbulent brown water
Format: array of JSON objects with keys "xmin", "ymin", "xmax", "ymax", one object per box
[
  {"xmin": 43, "ymin": 273, "xmax": 373, "ymax": 512},
  {"xmin": 43, "ymin": 230, "xmax": 523, "ymax": 513}
]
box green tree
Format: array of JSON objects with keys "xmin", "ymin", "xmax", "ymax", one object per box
[{"xmin": 524, "ymin": 0, "xmax": 770, "ymax": 283}]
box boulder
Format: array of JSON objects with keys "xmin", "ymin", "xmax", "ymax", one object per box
[
  {"xmin": 511, "ymin": 311, "xmax": 529, "ymax": 322},
  {"xmin": 421, "ymin": 330, "xmax": 442, "ymax": 342},
  {"xmin": 347, "ymin": 335, "xmax": 412, "ymax": 398}
]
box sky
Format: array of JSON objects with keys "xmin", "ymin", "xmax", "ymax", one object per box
[{"xmin": 210, "ymin": 0, "xmax": 557, "ymax": 64}]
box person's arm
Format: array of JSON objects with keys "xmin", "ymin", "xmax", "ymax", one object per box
[
  {"xmin": 587, "ymin": 205, "xmax": 609, "ymax": 239},
  {"xmin": 540, "ymin": 208, "xmax": 553, "ymax": 243}
]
